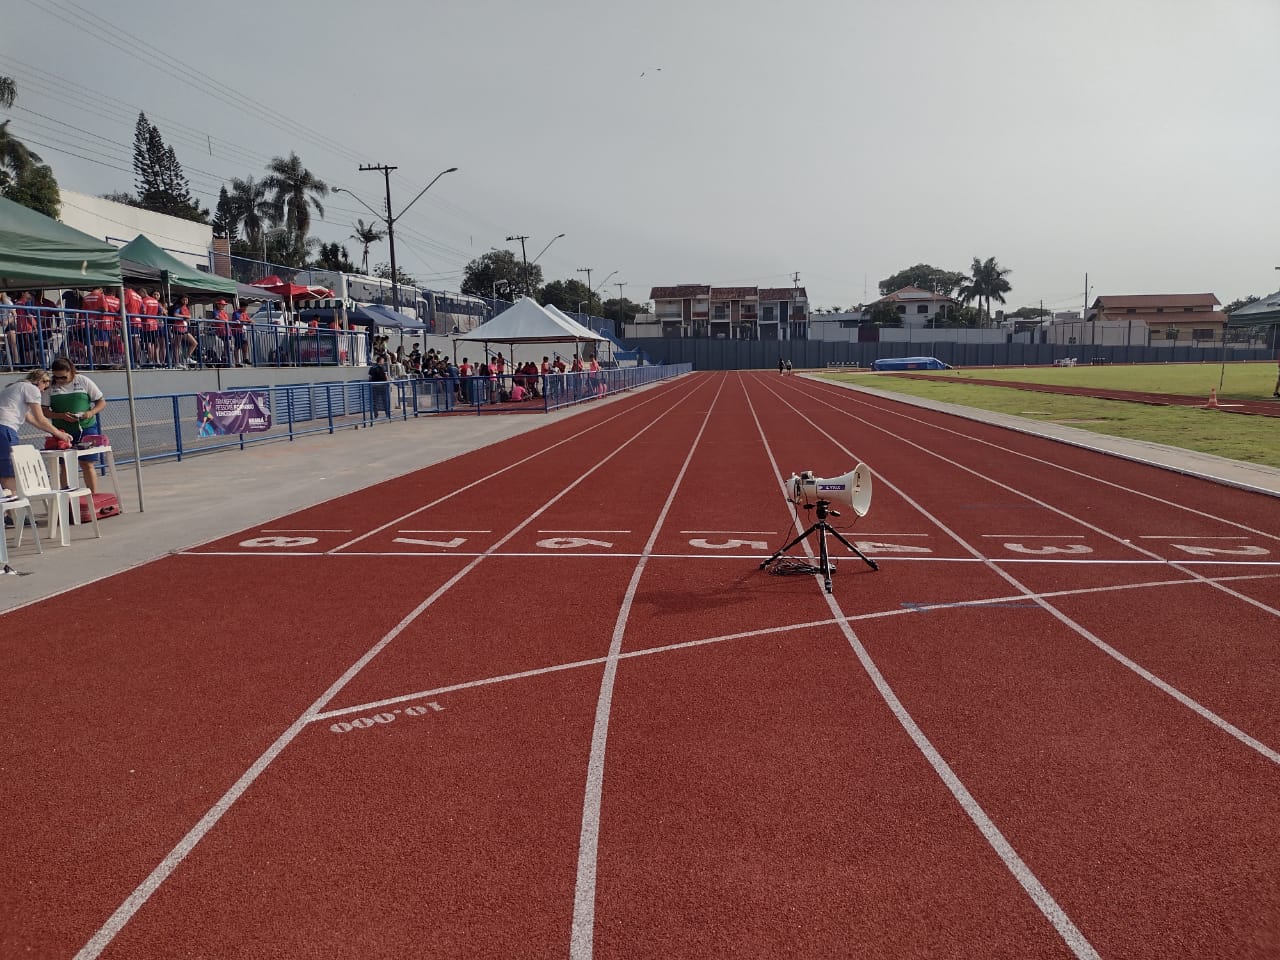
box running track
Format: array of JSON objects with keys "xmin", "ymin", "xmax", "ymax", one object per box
[{"xmin": 4, "ymin": 371, "xmax": 1279, "ymax": 959}]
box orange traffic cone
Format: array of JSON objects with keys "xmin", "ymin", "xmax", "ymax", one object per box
[{"xmin": 1205, "ymin": 388, "xmax": 1221, "ymax": 409}]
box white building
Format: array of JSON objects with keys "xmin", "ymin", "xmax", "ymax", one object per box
[{"xmin": 58, "ymin": 190, "xmax": 213, "ymax": 270}]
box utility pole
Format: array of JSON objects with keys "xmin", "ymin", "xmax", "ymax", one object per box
[
  {"xmin": 360, "ymin": 163, "xmax": 399, "ymax": 309},
  {"xmin": 615, "ymin": 281, "xmax": 627, "ymax": 334},
  {"xmin": 507, "ymin": 235, "xmax": 530, "ymax": 296},
  {"xmin": 577, "ymin": 267, "xmax": 592, "ymax": 308}
]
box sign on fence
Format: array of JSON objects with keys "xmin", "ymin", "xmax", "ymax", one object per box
[{"xmin": 196, "ymin": 391, "xmax": 273, "ymax": 436}]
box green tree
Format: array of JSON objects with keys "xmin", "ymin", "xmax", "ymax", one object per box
[
  {"xmin": 314, "ymin": 242, "xmax": 356, "ymax": 272},
  {"xmin": 1224, "ymin": 295, "xmax": 1260, "ymax": 315},
  {"xmin": 100, "ymin": 191, "xmax": 141, "ymax": 207},
  {"xmin": 462, "ymin": 249, "xmax": 533, "ymax": 300},
  {"xmin": 958, "ymin": 256, "xmax": 1012, "ymax": 326},
  {"xmin": 373, "ymin": 261, "xmax": 417, "ymax": 288},
  {"xmin": 1008, "ymin": 306, "xmax": 1050, "ymax": 320},
  {"xmin": 4, "ymin": 158, "xmax": 59, "ymax": 217},
  {"xmin": 879, "ymin": 264, "xmax": 967, "ymax": 297},
  {"xmin": 132, "ymin": 112, "xmax": 207, "ymax": 222},
  {"xmin": 263, "ymin": 152, "xmax": 327, "ymax": 240},
  {"xmin": 540, "ymin": 278, "xmax": 595, "ymax": 313},
  {"xmin": 226, "ymin": 176, "xmax": 273, "ymax": 254},
  {"xmin": 865, "ymin": 300, "xmax": 903, "ymax": 327},
  {"xmin": 0, "ymin": 119, "xmax": 60, "ymax": 218},
  {"xmin": 212, "ymin": 186, "xmax": 235, "ymax": 238},
  {"xmin": 600, "ymin": 297, "xmax": 644, "ymax": 329},
  {"xmin": 349, "ymin": 218, "xmax": 385, "ymax": 274}
]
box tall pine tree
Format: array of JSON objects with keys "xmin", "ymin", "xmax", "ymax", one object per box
[{"xmin": 131, "ymin": 112, "xmax": 207, "ymax": 223}]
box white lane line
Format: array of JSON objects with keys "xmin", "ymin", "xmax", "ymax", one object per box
[
  {"xmin": 72, "ymin": 376, "xmax": 707, "ymax": 960},
  {"xmin": 768, "ymin": 377, "xmax": 1280, "ymax": 762},
  {"xmin": 1139, "ymin": 535, "xmax": 1250, "ymax": 540},
  {"xmin": 570, "ymin": 378, "xmax": 725, "ymax": 960},
  {"xmin": 748, "ymin": 377, "xmax": 1102, "ymax": 960},
  {"xmin": 803, "ymin": 376, "xmax": 1280, "ymax": 545}
]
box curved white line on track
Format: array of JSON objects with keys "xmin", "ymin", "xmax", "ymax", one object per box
[
  {"xmin": 569, "ymin": 377, "xmax": 725, "ymax": 960},
  {"xmin": 744, "ymin": 377, "xmax": 1103, "ymax": 960},
  {"xmin": 760, "ymin": 374, "xmax": 1280, "ymax": 764},
  {"xmin": 314, "ymin": 572, "xmax": 1278, "ymax": 725},
  {"xmin": 73, "ymin": 376, "xmax": 710, "ymax": 960}
]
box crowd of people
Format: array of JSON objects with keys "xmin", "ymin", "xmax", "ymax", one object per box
[
  {"xmin": 0, "ymin": 287, "xmax": 358, "ymax": 370},
  {"xmin": 363, "ymin": 338, "xmax": 607, "ymax": 415}
]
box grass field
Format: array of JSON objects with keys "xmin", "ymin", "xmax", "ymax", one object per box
[{"xmin": 821, "ymin": 363, "xmax": 1280, "ymax": 470}]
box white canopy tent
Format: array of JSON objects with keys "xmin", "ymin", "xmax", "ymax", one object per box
[
  {"xmin": 543, "ymin": 305, "xmax": 613, "ymax": 361},
  {"xmin": 452, "ymin": 297, "xmax": 605, "ymax": 365}
]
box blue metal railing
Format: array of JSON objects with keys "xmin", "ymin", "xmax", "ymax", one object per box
[{"xmin": 13, "ymin": 365, "xmax": 693, "ymax": 467}]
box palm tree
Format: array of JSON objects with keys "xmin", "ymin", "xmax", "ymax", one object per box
[
  {"xmin": 0, "ymin": 120, "xmax": 41, "ymax": 192},
  {"xmin": 349, "ymin": 218, "xmax": 385, "ymax": 274},
  {"xmin": 263, "ymin": 152, "xmax": 328, "ymax": 240},
  {"xmin": 227, "ymin": 176, "xmax": 273, "ymax": 254},
  {"xmin": 959, "ymin": 256, "xmax": 1012, "ymax": 326}
]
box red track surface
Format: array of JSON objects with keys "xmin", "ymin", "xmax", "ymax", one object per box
[
  {"xmin": 4, "ymin": 372, "xmax": 1279, "ymax": 959},
  {"xmin": 888, "ymin": 372, "xmax": 1280, "ymax": 416}
]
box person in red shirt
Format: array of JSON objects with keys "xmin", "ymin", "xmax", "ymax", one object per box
[
  {"xmin": 211, "ymin": 299, "xmax": 232, "ymax": 365},
  {"xmin": 169, "ymin": 295, "xmax": 198, "ymax": 367},
  {"xmin": 123, "ymin": 287, "xmax": 144, "ymax": 364},
  {"xmin": 140, "ymin": 289, "xmax": 163, "ymax": 365},
  {"xmin": 231, "ymin": 302, "xmax": 252, "ymax": 366}
]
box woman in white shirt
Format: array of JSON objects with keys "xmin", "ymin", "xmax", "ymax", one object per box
[{"xmin": 0, "ymin": 369, "xmax": 72, "ymax": 495}]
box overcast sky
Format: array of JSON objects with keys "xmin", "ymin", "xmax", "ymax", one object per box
[{"xmin": 5, "ymin": 0, "xmax": 1278, "ymax": 312}]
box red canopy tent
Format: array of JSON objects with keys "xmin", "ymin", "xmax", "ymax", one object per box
[{"xmin": 250, "ymin": 275, "xmax": 333, "ymax": 304}]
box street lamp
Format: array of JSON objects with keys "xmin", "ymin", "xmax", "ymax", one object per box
[
  {"xmin": 577, "ymin": 300, "xmax": 588, "ymax": 316},
  {"xmin": 344, "ymin": 165, "xmax": 458, "ymax": 311},
  {"xmin": 507, "ymin": 232, "xmax": 564, "ymax": 297}
]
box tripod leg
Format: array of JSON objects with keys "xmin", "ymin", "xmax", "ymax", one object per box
[
  {"xmin": 818, "ymin": 522, "xmax": 832, "ymax": 592},
  {"xmin": 760, "ymin": 523, "xmax": 823, "ymax": 570},
  {"xmin": 827, "ymin": 526, "xmax": 879, "ymax": 571}
]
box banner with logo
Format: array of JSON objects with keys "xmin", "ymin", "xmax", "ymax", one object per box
[{"xmin": 196, "ymin": 390, "xmax": 273, "ymax": 436}]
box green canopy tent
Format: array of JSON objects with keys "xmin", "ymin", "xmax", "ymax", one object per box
[
  {"xmin": 116, "ymin": 233, "xmax": 236, "ymax": 300},
  {"xmin": 0, "ymin": 195, "xmax": 122, "ymax": 291},
  {"xmin": 1217, "ymin": 291, "xmax": 1280, "ymax": 391},
  {"xmin": 0, "ymin": 197, "xmax": 146, "ymax": 510},
  {"xmin": 1225, "ymin": 291, "xmax": 1280, "ymax": 330}
]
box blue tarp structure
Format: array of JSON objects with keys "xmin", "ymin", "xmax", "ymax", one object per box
[{"xmin": 871, "ymin": 356, "xmax": 951, "ymax": 371}]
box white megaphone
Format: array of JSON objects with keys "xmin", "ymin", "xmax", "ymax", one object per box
[{"xmin": 787, "ymin": 463, "xmax": 873, "ymax": 517}]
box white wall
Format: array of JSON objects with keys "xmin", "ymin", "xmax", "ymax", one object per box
[{"xmin": 58, "ymin": 190, "xmax": 213, "ymax": 269}]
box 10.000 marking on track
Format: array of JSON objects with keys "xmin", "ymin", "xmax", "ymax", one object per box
[{"xmin": 330, "ymin": 702, "xmax": 443, "ymax": 734}]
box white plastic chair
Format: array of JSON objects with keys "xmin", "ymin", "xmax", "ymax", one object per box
[
  {"xmin": 10, "ymin": 445, "xmax": 100, "ymax": 546},
  {"xmin": 1, "ymin": 489, "xmax": 41, "ymax": 565}
]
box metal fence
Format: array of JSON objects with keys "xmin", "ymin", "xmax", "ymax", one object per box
[
  {"xmin": 0, "ymin": 303, "xmax": 369, "ymax": 373},
  {"xmin": 15, "ymin": 365, "xmax": 693, "ymax": 466},
  {"xmin": 627, "ymin": 337, "xmax": 1276, "ymax": 370}
]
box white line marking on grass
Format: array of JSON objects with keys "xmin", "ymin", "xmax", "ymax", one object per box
[
  {"xmin": 747, "ymin": 377, "xmax": 1103, "ymax": 960},
  {"xmin": 72, "ymin": 377, "xmax": 709, "ymax": 960},
  {"xmin": 570, "ymin": 378, "xmax": 725, "ymax": 960}
]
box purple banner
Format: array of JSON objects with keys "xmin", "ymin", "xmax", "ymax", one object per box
[{"xmin": 196, "ymin": 391, "xmax": 273, "ymax": 436}]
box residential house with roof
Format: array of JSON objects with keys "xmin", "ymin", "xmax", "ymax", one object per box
[
  {"xmin": 873, "ymin": 286, "xmax": 957, "ymax": 326},
  {"xmin": 632, "ymin": 283, "xmax": 809, "ymax": 339},
  {"xmin": 1086, "ymin": 294, "xmax": 1225, "ymax": 345}
]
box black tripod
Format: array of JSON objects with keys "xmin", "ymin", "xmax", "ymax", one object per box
[{"xmin": 760, "ymin": 499, "xmax": 878, "ymax": 593}]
